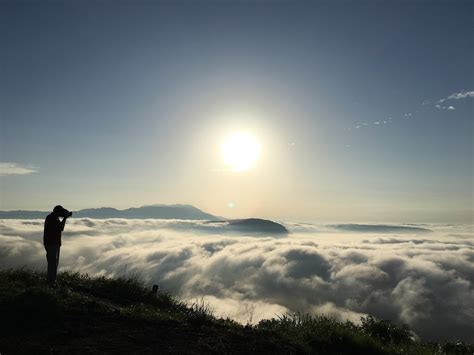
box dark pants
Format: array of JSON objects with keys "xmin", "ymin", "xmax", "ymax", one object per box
[{"xmin": 45, "ymin": 244, "xmax": 60, "ymax": 285}]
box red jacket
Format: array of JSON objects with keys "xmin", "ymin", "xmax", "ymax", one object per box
[{"xmin": 43, "ymin": 213, "xmax": 65, "ymax": 246}]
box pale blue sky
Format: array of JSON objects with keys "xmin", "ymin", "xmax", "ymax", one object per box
[{"xmin": 1, "ymin": 1, "xmax": 472, "ymax": 222}]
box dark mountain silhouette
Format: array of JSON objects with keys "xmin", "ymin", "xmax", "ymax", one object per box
[
  {"xmin": 199, "ymin": 218, "xmax": 289, "ymax": 235},
  {"xmin": 0, "ymin": 210, "xmax": 48, "ymax": 219},
  {"xmin": 330, "ymin": 224, "xmax": 432, "ymax": 233},
  {"xmin": 226, "ymin": 218, "xmax": 288, "ymax": 234},
  {"xmin": 0, "ymin": 204, "xmax": 218, "ymax": 220}
]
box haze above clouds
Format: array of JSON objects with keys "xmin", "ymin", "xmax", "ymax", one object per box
[{"xmin": 1, "ymin": 218, "xmax": 473, "ymax": 342}]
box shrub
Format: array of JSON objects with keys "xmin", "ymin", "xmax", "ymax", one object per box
[{"xmin": 360, "ymin": 315, "xmax": 413, "ymax": 345}]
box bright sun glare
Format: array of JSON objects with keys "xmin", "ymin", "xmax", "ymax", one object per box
[{"xmin": 221, "ymin": 132, "xmax": 261, "ymax": 172}]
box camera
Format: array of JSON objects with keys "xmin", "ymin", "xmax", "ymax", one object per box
[
  {"xmin": 58, "ymin": 209, "xmax": 72, "ymax": 218},
  {"xmin": 54, "ymin": 205, "xmax": 72, "ymax": 218}
]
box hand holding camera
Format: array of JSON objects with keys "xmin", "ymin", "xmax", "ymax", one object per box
[
  {"xmin": 60, "ymin": 209, "xmax": 72, "ymax": 219},
  {"xmin": 54, "ymin": 205, "xmax": 73, "ymax": 219}
]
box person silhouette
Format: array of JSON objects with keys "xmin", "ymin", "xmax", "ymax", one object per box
[{"xmin": 43, "ymin": 205, "xmax": 72, "ymax": 286}]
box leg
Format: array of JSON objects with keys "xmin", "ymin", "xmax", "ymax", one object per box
[
  {"xmin": 45, "ymin": 245, "xmax": 59, "ymax": 285},
  {"xmin": 54, "ymin": 246, "xmax": 61, "ymax": 282},
  {"xmin": 45, "ymin": 245, "xmax": 55, "ymax": 284}
]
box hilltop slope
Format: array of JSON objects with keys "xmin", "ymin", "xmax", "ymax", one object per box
[{"xmin": 0, "ymin": 269, "xmax": 471, "ymax": 354}]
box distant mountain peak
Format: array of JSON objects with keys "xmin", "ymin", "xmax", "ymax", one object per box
[
  {"xmin": 142, "ymin": 203, "xmax": 195, "ymax": 208},
  {"xmin": 227, "ymin": 218, "xmax": 289, "ymax": 234},
  {"xmin": 0, "ymin": 204, "xmax": 219, "ymax": 220}
]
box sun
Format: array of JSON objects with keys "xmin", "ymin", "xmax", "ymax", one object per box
[{"xmin": 221, "ymin": 132, "xmax": 261, "ymax": 172}]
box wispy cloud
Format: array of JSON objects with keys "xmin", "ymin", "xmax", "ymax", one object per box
[
  {"xmin": 432, "ymin": 89, "xmax": 474, "ymax": 110},
  {"xmin": 435, "ymin": 104, "xmax": 456, "ymax": 111},
  {"xmin": 438, "ymin": 90, "xmax": 474, "ymax": 103},
  {"xmin": 0, "ymin": 162, "xmax": 38, "ymax": 176},
  {"xmin": 348, "ymin": 89, "xmax": 470, "ymax": 131}
]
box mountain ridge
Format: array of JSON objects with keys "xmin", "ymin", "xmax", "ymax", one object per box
[
  {"xmin": 0, "ymin": 205, "xmax": 290, "ymax": 235},
  {"xmin": 0, "ymin": 204, "xmax": 218, "ymax": 220}
]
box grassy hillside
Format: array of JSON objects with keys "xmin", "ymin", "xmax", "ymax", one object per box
[{"xmin": 0, "ymin": 269, "xmax": 471, "ymax": 354}]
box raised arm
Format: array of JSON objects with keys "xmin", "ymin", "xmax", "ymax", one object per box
[{"xmin": 59, "ymin": 216, "xmax": 68, "ymax": 231}]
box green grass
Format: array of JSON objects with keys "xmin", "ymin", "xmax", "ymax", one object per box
[{"xmin": 0, "ymin": 269, "xmax": 472, "ymax": 354}]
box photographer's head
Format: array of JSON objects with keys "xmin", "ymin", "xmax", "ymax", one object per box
[{"xmin": 53, "ymin": 205, "xmax": 72, "ymax": 218}]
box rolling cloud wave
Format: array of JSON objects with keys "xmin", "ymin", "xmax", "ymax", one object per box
[{"xmin": 0, "ymin": 218, "xmax": 473, "ymax": 342}]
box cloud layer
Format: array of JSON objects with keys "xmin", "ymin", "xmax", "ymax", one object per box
[{"xmin": 1, "ymin": 218, "xmax": 473, "ymax": 342}]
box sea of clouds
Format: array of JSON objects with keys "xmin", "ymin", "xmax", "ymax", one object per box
[{"xmin": 1, "ymin": 218, "xmax": 473, "ymax": 342}]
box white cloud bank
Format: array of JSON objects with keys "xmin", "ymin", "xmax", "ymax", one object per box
[
  {"xmin": 0, "ymin": 162, "xmax": 38, "ymax": 176},
  {"xmin": 0, "ymin": 218, "xmax": 473, "ymax": 342}
]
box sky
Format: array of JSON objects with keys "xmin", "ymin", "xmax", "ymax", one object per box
[{"xmin": 1, "ymin": 0, "xmax": 473, "ymax": 223}]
